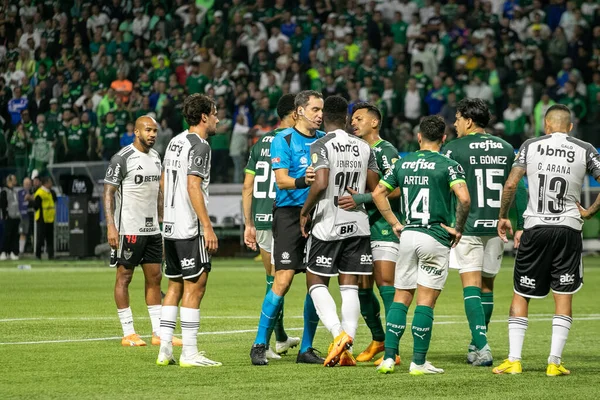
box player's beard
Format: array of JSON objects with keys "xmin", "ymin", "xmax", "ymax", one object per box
[
  {"xmin": 207, "ymin": 127, "xmax": 216, "ymax": 137},
  {"xmin": 140, "ymin": 136, "xmax": 156, "ymax": 149}
]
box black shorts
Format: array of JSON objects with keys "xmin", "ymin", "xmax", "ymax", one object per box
[
  {"xmin": 272, "ymin": 207, "xmax": 307, "ymax": 272},
  {"xmin": 110, "ymin": 234, "xmax": 163, "ymax": 268},
  {"xmin": 164, "ymin": 236, "xmax": 212, "ymax": 280},
  {"xmin": 514, "ymin": 226, "xmax": 583, "ymax": 298},
  {"xmin": 306, "ymin": 235, "xmax": 373, "ymax": 277}
]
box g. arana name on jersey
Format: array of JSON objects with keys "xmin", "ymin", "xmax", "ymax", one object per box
[{"xmin": 537, "ymin": 143, "xmax": 574, "ymax": 174}]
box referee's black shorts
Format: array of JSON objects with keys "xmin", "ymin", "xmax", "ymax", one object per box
[
  {"xmin": 272, "ymin": 206, "xmax": 307, "ymax": 272},
  {"xmin": 513, "ymin": 226, "xmax": 583, "ymax": 298}
]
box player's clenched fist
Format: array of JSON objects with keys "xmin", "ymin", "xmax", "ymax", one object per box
[{"xmin": 107, "ymin": 224, "xmax": 119, "ymax": 249}]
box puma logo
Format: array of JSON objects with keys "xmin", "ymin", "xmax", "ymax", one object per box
[
  {"xmin": 414, "ymin": 332, "xmax": 426, "ymax": 340},
  {"xmin": 479, "ymin": 332, "xmax": 487, "ymax": 337},
  {"xmin": 389, "ymin": 329, "xmax": 402, "ymax": 337}
]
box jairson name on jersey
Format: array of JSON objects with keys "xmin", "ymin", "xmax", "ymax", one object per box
[{"xmin": 336, "ymin": 160, "xmax": 362, "ymax": 168}]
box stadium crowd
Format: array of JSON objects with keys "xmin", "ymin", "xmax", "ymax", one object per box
[{"xmin": 0, "ymin": 0, "xmax": 599, "ymax": 183}]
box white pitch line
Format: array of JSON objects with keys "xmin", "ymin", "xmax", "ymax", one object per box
[
  {"xmin": 2, "ymin": 313, "xmax": 599, "ymax": 323},
  {"xmin": 2, "ymin": 317, "xmax": 599, "ymax": 346}
]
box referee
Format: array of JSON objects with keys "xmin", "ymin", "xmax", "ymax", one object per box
[{"xmin": 250, "ymin": 90, "xmax": 325, "ymax": 366}]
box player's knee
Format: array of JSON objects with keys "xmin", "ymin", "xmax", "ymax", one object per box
[
  {"xmin": 146, "ymin": 269, "xmax": 162, "ymax": 287},
  {"xmin": 116, "ymin": 269, "xmax": 133, "ymax": 287}
]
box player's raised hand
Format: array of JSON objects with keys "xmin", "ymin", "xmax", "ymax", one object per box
[
  {"xmin": 107, "ymin": 224, "xmax": 119, "ymax": 249},
  {"xmin": 300, "ymin": 214, "xmax": 311, "ymax": 238},
  {"xmin": 204, "ymin": 227, "xmax": 219, "ymax": 253},
  {"xmin": 244, "ymin": 225, "xmax": 257, "ymax": 251},
  {"xmin": 338, "ymin": 187, "xmax": 358, "ymax": 210},
  {"xmin": 305, "ymin": 166, "xmax": 315, "ymax": 186},
  {"xmin": 497, "ymin": 218, "xmax": 513, "ymax": 243},
  {"xmin": 514, "ymin": 230, "xmax": 523, "ymax": 249},
  {"xmin": 441, "ymin": 223, "xmax": 462, "ymax": 248},
  {"xmin": 576, "ymin": 202, "xmax": 593, "ymax": 220}
]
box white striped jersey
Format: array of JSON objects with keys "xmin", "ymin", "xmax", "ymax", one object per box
[
  {"xmin": 309, "ymin": 129, "xmax": 378, "ymax": 241},
  {"xmin": 514, "ymin": 132, "xmax": 600, "ymax": 231},
  {"xmin": 103, "ymin": 145, "xmax": 162, "ymax": 235},
  {"xmin": 162, "ymin": 130, "xmax": 211, "ymax": 240}
]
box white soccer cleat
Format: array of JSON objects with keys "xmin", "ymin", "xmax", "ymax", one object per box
[
  {"xmin": 472, "ymin": 344, "xmax": 493, "ymax": 367},
  {"xmin": 276, "ymin": 336, "xmax": 301, "ymax": 354},
  {"xmin": 466, "ymin": 344, "xmax": 477, "ymax": 364},
  {"xmin": 180, "ymin": 352, "xmax": 222, "ymax": 368},
  {"xmin": 409, "ymin": 361, "xmax": 444, "ymax": 375},
  {"xmin": 156, "ymin": 347, "xmax": 177, "ymax": 366},
  {"xmin": 266, "ymin": 346, "xmax": 282, "ymax": 360},
  {"xmin": 376, "ymin": 358, "xmax": 396, "ymax": 374},
  {"xmin": 9, "ymin": 253, "xmax": 19, "ymax": 261},
  {"xmin": 0, "ymin": 252, "xmax": 7, "ymax": 261}
]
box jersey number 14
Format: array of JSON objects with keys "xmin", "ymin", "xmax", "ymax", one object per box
[{"xmin": 403, "ymin": 187, "xmax": 430, "ymax": 225}]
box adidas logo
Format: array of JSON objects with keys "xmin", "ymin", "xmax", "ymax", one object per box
[{"xmin": 137, "ymin": 165, "xmax": 144, "ymax": 170}]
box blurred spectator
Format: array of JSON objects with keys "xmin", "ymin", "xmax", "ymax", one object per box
[
  {"xmin": 0, "ymin": 174, "xmax": 21, "ymax": 261},
  {"xmin": 120, "ymin": 122, "xmax": 135, "ymax": 148},
  {"xmin": 532, "ymin": 92, "xmax": 556, "ymax": 137},
  {"xmin": 18, "ymin": 177, "xmax": 33, "ymax": 255},
  {"xmin": 211, "ymin": 108, "xmax": 232, "ymax": 183},
  {"xmin": 503, "ymin": 99, "xmax": 527, "ymax": 148},
  {"xmin": 230, "ymin": 113, "xmax": 250, "ymax": 184},
  {"xmin": 34, "ymin": 176, "xmax": 56, "ymax": 260}
]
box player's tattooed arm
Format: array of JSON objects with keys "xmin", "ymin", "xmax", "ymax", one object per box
[
  {"xmin": 452, "ymin": 182, "xmax": 470, "ymax": 233},
  {"xmin": 372, "ymin": 183, "xmax": 403, "ymax": 236},
  {"xmin": 103, "ymin": 184, "xmax": 119, "ymax": 249},
  {"xmin": 499, "ymin": 166, "xmax": 526, "ymax": 219},
  {"xmin": 157, "ymin": 172, "xmax": 164, "ymax": 223}
]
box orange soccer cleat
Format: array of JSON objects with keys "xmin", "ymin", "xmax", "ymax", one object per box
[{"xmin": 121, "ymin": 333, "xmax": 147, "ymax": 347}]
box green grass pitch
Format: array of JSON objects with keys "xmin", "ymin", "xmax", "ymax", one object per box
[{"xmin": 1, "ymin": 257, "xmax": 599, "ymax": 399}]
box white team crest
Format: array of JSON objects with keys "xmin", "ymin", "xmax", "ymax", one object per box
[
  {"xmin": 106, "ymin": 166, "xmax": 113, "ymax": 177},
  {"xmin": 194, "ymin": 156, "xmax": 203, "ymax": 167},
  {"xmin": 123, "ymin": 250, "xmax": 133, "ymax": 260},
  {"xmin": 282, "ymin": 252, "xmax": 290, "ymax": 260}
]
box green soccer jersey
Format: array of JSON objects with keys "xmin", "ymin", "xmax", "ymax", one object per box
[
  {"xmin": 67, "ymin": 125, "xmax": 86, "ymax": 152},
  {"xmin": 244, "ymin": 129, "xmax": 282, "ymax": 231},
  {"xmin": 368, "ymin": 139, "xmax": 401, "ymax": 242},
  {"xmin": 100, "ymin": 123, "xmax": 121, "ymax": 152},
  {"xmin": 114, "ymin": 110, "xmax": 130, "ymax": 133},
  {"xmin": 381, "ymin": 150, "xmax": 466, "ymax": 247},
  {"xmin": 442, "ymin": 133, "xmax": 514, "ymax": 236}
]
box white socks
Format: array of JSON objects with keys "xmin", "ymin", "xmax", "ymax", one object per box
[
  {"xmin": 180, "ymin": 307, "xmax": 200, "ymax": 358},
  {"xmin": 147, "ymin": 305, "xmax": 161, "ymax": 336},
  {"xmin": 19, "ymin": 238, "xmax": 25, "ymax": 254},
  {"xmin": 309, "ymin": 284, "xmax": 342, "ymax": 338},
  {"xmin": 508, "ymin": 317, "xmax": 528, "ymax": 362},
  {"xmin": 549, "ymin": 315, "xmax": 572, "ymax": 365},
  {"xmin": 340, "ymin": 285, "xmax": 360, "ymax": 339},
  {"xmin": 159, "ymin": 305, "xmax": 178, "ymax": 349},
  {"xmin": 117, "ymin": 307, "xmax": 135, "ymax": 336}
]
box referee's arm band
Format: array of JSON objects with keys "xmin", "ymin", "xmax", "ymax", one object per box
[{"xmin": 295, "ymin": 177, "xmax": 308, "ymax": 189}]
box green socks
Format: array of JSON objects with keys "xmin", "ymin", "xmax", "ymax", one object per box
[
  {"xmin": 378, "ymin": 285, "xmax": 395, "ymax": 321},
  {"xmin": 383, "ymin": 302, "xmax": 408, "ymax": 360},
  {"xmin": 481, "ymin": 291, "xmax": 494, "ymax": 329},
  {"xmin": 358, "ymin": 288, "xmax": 385, "ymax": 342},
  {"xmin": 412, "ymin": 305, "xmax": 434, "ymax": 365},
  {"xmin": 265, "ymin": 275, "xmax": 287, "ymax": 342},
  {"xmin": 464, "ymin": 286, "xmax": 487, "ymax": 350}
]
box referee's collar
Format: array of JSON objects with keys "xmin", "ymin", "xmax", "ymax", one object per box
[{"xmin": 293, "ymin": 127, "xmax": 316, "ymax": 139}]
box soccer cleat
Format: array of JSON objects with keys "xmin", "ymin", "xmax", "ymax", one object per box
[
  {"xmin": 250, "ymin": 344, "xmax": 268, "ymax": 366},
  {"xmin": 377, "ymin": 358, "xmax": 396, "ymax": 374},
  {"xmin": 179, "ymin": 352, "xmax": 222, "ymax": 368},
  {"xmin": 339, "ymin": 350, "xmax": 357, "ymax": 366},
  {"xmin": 0, "ymin": 252, "xmax": 6, "ymax": 261},
  {"xmin": 121, "ymin": 333, "xmax": 146, "ymax": 347},
  {"xmin": 466, "ymin": 344, "xmax": 477, "ymax": 364},
  {"xmin": 546, "ymin": 363, "xmax": 570, "ymax": 377},
  {"xmin": 276, "ymin": 336, "xmax": 301, "ymax": 354},
  {"xmin": 356, "ymin": 340, "xmax": 385, "ymax": 362},
  {"xmin": 324, "ymin": 331, "xmax": 353, "ymax": 367},
  {"xmin": 409, "ymin": 361, "xmax": 445, "ymax": 375},
  {"xmin": 472, "ymin": 344, "xmax": 493, "ymax": 367},
  {"xmin": 296, "ymin": 347, "xmax": 325, "ymax": 364},
  {"xmin": 492, "ymin": 359, "xmax": 522, "ymax": 375},
  {"xmin": 151, "ymin": 335, "xmax": 183, "ymax": 346},
  {"xmin": 156, "ymin": 348, "xmax": 177, "ymax": 366},
  {"xmin": 374, "ymin": 355, "xmax": 401, "ymax": 366},
  {"xmin": 9, "ymin": 253, "xmax": 19, "ymax": 261},
  {"xmin": 266, "ymin": 346, "xmax": 281, "ymax": 360}
]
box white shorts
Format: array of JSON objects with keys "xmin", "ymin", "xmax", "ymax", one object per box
[
  {"xmin": 395, "ymin": 230, "xmax": 450, "ymax": 291},
  {"xmin": 256, "ymin": 229, "xmax": 273, "ymax": 254},
  {"xmin": 371, "ymin": 241, "xmax": 399, "ymax": 262},
  {"xmin": 449, "ymin": 235, "xmax": 504, "ymax": 278}
]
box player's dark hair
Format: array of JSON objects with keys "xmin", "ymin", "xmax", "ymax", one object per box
[
  {"xmin": 41, "ymin": 176, "xmax": 52, "ymax": 185},
  {"xmin": 351, "ymin": 102, "xmax": 382, "ymax": 129},
  {"xmin": 183, "ymin": 94, "xmax": 215, "ymax": 127},
  {"xmin": 456, "ymin": 98, "xmax": 491, "ymax": 129},
  {"xmin": 323, "ymin": 95, "xmax": 348, "ymax": 127},
  {"xmin": 295, "ymin": 90, "xmax": 323, "ymax": 109},
  {"xmin": 419, "ymin": 115, "xmax": 446, "ymax": 143},
  {"xmin": 545, "ymin": 104, "xmax": 571, "ymax": 119},
  {"xmin": 276, "ymin": 93, "xmax": 296, "ymax": 119}
]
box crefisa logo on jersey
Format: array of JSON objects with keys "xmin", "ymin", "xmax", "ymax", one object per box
[
  {"xmin": 537, "ymin": 144, "xmax": 575, "ymax": 163},
  {"xmin": 469, "ymin": 140, "xmax": 503, "ymax": 151},
  {"xmin": 402, "ymin": 159, "xmax": 435, "ymax": 171}
]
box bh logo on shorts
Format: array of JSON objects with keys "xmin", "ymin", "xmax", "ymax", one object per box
[
  {"xmin": 520, "ymin": 276, "xmax": 536, "ymax": 289},
  {"xmin": 316, "ymin": 256, "xmax": 332, "ymax": 268},
  {"xmin": 180, "ymin": 258, "xmax": 196, "ymax": 270},
  {"xmin": 281, "ymin": 252, "xmax": 291, "ymax": 265},
  {"xmin": 360, "ymin": 254, "xmax": 373, "ymax": 265}
]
